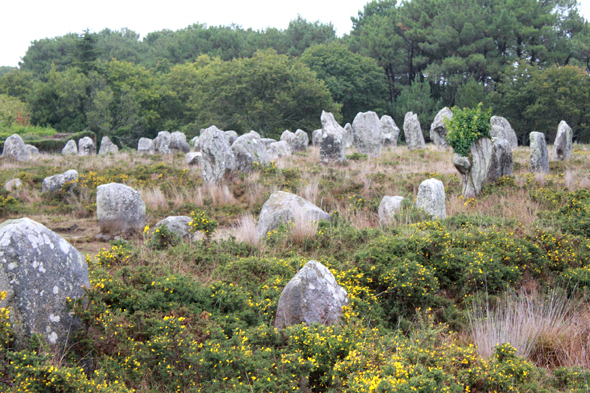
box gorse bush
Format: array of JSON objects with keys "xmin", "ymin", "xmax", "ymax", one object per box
[{"xmin": 445, "ymin": 103, "xmax": 492, "ymax": 157}]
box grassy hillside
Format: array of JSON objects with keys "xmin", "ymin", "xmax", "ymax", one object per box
[{"xmin": 0, "ymin": 145, "xmax": 588, "ymax": 392}]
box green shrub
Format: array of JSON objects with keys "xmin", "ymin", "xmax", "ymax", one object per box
[{"xmin": 445, "ymin": 103, "xmax": 492, "ymax": 157}]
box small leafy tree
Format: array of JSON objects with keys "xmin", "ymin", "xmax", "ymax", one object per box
[{"xmin": 445, "ymin": 103, "xmax": 492, "ymax": 157}]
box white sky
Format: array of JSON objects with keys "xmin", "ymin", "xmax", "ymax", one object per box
[{"xmin": 1, "ymin": 0, "xmax": 589, "ymax": 68}]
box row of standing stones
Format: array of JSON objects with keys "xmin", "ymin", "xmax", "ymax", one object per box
[{"xmin": 0, "ymin": 111, "xmax": 575, "ymax": 347}]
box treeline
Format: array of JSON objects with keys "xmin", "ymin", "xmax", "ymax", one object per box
[{"xmin": 1, "ymin": 0, "xmax": 590, "ymax": 145}]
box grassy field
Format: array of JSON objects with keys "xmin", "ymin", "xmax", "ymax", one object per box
[{"xmin": 0, "ymin": 144, "xmax": 589, "ymax": 392}]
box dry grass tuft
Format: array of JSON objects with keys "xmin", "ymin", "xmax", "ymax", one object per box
[{"xmin": 232, "ymin": 213, "xmax": 259, "ymax": 247}]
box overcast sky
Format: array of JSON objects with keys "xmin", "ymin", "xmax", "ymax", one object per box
[{"xmin": 1, "ymin": 0, "xmax": 589, "ymax": 67}]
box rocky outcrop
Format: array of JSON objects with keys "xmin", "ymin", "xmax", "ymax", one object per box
[
  {"xmin": 42, "ymin": 170, "xmax": 78, "ymax": 193},
  {"xmin": 169, "ymin": 132, "xmax": 190, "ymax": 153},
  {"xmin": 0, "ymin": 218, "xmax": 90, "ymax": 348},
  {"xmin": 96, "ymin": 183, "xmax": 147, "ymax": 233},
  {"xmin": 430, "ymin": 107, "xmax": 453, "ymax": 147},
  {"xmin": 352, "ymin": 111, "xmax": 381, "ymax": 157},
  {"xmin": 268, "ymin": 141, "xmax": 293, "ymax": 160},
  {"xmin": 453, "ymin": 137, "xmax": 493, "ymax": 198},
  {"xmin": 231, "ymin": 132, "xmax": 269, "ymax": 172},
  {"xmin": 275, "ymin": 260, "xmax": 348, "ymax": 328},
  {"xmin": 553, "ymin": 120, "xmax": 572, "ymax": 161},
  {"xmin": 403, "ymin": 112, "xmax": 426, "ymax": 150},
  {"xmin": 185, "ymin": 152, "xmax": 201, "ymax": 166},
  {"xmin": 378, "ymin": 196, "xmax": 405, "ymax": 225},
  {"xmin": 200, "ymin": 125, "xmax": 235, "ymax": 182},
  {"xmin": 154, "ymin": 216, "xmax": 193, "ymax": 241},
  {"xmin": 490, "ymin": 116, "xmax": 518, "ymax": 150},
  {"xmin": 2, "ymin": 135, "xmax": 30, "ymax": 161},
  {"xmin": 78, "ymin": 137, "xmax": 95, "ymax": 156},
  {"xmin": 62, "ymin": 140, "xmax": 78, "ymax": 155},
  {"xmin": 319, "ymin": 111, "xmax": 346, "ymax": 164},
  {"xmin": 486, "ymin": 138, "xmax": 513, "ymax": 184},
  {"xmin": 380, "ymin": 115, "xmax": 399, "ymax": 147},
  {"xmin": 256, "ymin": 191, "xmax": 330, "ymax": 238},
  {"xmin": 138, "ymin": 138, "xmax": 155, "ymax": 154},
  {"xmin": 98, "ymin": 136, "xmax": 119, "ymax": 155},
  {"xmin": 154, "ymin": 131, "xmax": 171, "ymax": 154},
  {"xmin": 415, "ymin": 178, "xmax": 447, "ymax": 219},
  {"xmin": 530, "ymin": 132, "xmax": 549, "ymax": 174}
]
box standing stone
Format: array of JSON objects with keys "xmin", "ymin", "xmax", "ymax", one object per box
[
  {"xmin": 154, "ymin": 131, "xmax": 171, "ymax": 154},
  {"xmin": 96, "ymin": 183, "xmax": 147, "ymax": 233},
  {"xmin": 293, "ymin": 130, "xmax": 309, "ymax": 151},
  {"xmin": 378, "ymin": 196, "xmax": 405, "ymax": 225},
  {"xmin": 403, "ymin": 112, "xmax": 426, "ymax": 150},
  {"xmin": 490, "ymin": 116, "xmax": 518, "ymax": 150},
  {"xmin": 25, "ymin": 145, "xmax": 39, "ymax": 155},
  {"xmin": 319, "ymin": 111, "xmax": 346, "ymax": 164},
  {"xmin": 231, "ymin": 132, "xmax": 269, "ymax": 172},
  {"xmin": 98, "ymin": 136, "xmax": 119, "ymax": 155},
  {"xmin": 352, "ymin": 111, "xmax": 382, "ymax": 157},
  {"xmin": 343, "ymin": 123, "xmax": 354, "ymax": 148},
  {"xmin": 280, "ymin": 130, "xmax": 296, "ymax": 148},
  {"xmin": 154, "ymin": 216, "xmax": 193, "ymax": 241},
  {"xmin": 275, "ymin": 260, "xmax": 348, "ymax": 328},
  {"xmin": 169, "ymin": 132, "xmax": 190, "ymax": 153},
  {"xmin": 42, "ymin": 170, "xmax": 78, "ymax": 193},
  {"xmin": 261, "ymin": 138, "xmax": 277, "ymax": 147},
  {"xmin": 268, "ymin": 141, "xmax": 293, "ymax": 160},
  {"xmin": 78, "ymin": 137, "xmax": 95, "ymax": 156},
  {"xmin": 256, "ymin": 191, "xmax": 331, "ymax": 239},
  {"xmin": 380, "ymin": 115, "xmax": 400, "ymax": 147},
  {"xmin": 4, "ymin": 179, "xmax": 21, "ymax": 192},
  {"xmin": 312, "ymin": 129, "xmax": 323, "ymax": 146},
  {"xmin": 486, "ymin": 138, "xmax": 513, "ymax": 184},
  {"xmin": 190, "ymin": 136, "xmax": 200, "ymax": 151},
  {"xmin": 62, "ymin": 140, "xmax": 78, "ymax": 155},
  {"xmin": 553, "ymin": 120, "xmax": 573, "ymax": 161},
  {"xmin": 430, "ymin": 107, "xmax": 453, "ymax": 146},
  {"xmin": 415, "ymin": 178, "xmax": 447, "ymax": 219},
  {"xmin": 249, "ymin": 130, "xmax": 261, "ymax": 139},
  {"xmin": 0, "ymin": 218, "xmax": 90, "ymax": 348},
  {"xmin": 225, "ymin": 131, "xmax": 239, "ymax": 146},
  {"xmin": 138, "ymin": 138, "xmax": 155, "ymax": 154},
  {"xmin": 200, "ymin": 125, "xmax": 235, "ymax": 183},
  {"xmin": 453, "ymin": 137, "xmax": 493, "ymax": 198},
  {"xmin": 2, "ymin": 135, "xmax": 30, "ymax": 161},
  {"xmin": 185, "ymin": 152, "xmax": 201, "ymax": 166},
  {"xmin": 530, "ymin": 132, "xmax": 549, "ymax": 174}
]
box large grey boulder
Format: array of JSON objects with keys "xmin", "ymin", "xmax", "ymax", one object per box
[
  {"xmin": 190, "ymin": 136, "xmax": 200, "ymax": 151},
  {"xmin": 312, "ymin": 129, "xmax": 323, "ymax": 146},
  {"xmin": 530, "ymin": 132, "xmax": 549, "ymax": 174},
  {"xmin": 415, "ymin": 178, "xmax": 447, "ymax": 219},
  {"xmin": 352, "ymin": 111, "xmax": 381, "ymax": 157},
  {"xmin": 78, "ymin": 137, "xmax": 95, "ymax": 156},
  {"xmin": 185, "ymin": 152, "xmax": 201, "ymax": 166},
  {"xmin": 225, "ymin": 131, "xmax": 239, "ymax": 146},
  {"xmin": 231, "ymin": 132, "xmax": 269, "ymax": 172},
  {"xmin": 453, "ymin": 137, "xmax": 493, "ymax": 198},
  {"xmin": 2, "ymin": 135, "xmax": 30, "ymax": 161},
  {"xmin": 25, "ymin": 145, "xmax": 39, "ymax": 155},
  {"xmin": 200, "ymin": 125, "xmax": 235, "ymax": 182},
  {"xmin": 486, "ymin": 138, "xmax": 513, "ymax": 184},
  {"xmin": 403, "ymin": 112, "xmax": 426, "ymax": 150},
  {"xmin": 319, "ymin": 111, "xmax": 346, "ymax": 164},
  {"xmin": 0, "ymin": 218, "xmax": 90, "ymax": 348},
  {"xmin": 380, "ymin": 115, "xmax": 400, "ymax": 147},
  {"xmin": 553, "ymin": 120, "xmax": 572, "ymax": 161},
  {"xmin": 430, "ymin": 107, "xmax": 453, "ymax": 147},
  {"xmin": 490, "ymin": 116, "xmax": 518, "ymax": 150},
  {"xmin": 154, "ymin": 131, "xmax": 171, "ymax": 154},
  {"xmin": 96, "ymin": 183, "xmax": 146, "ymax": 233},
  {"xmin": 62, "ymin": 140, "xmax": 78, "ymax": 155},
  {"xmin": 169, "ymin": 132, "xmax": 190, "ymax": 153},
  {"xmin": 42, "ymin": 170, "xmax": 78, "ymax": 193},
  {"xmin": 293, "ymin": 130, "xmax": 309, "ymax": 151},
  {"xmin": 98, "ymin": 136, "xmax": 119, "ymax": 155},
  {"xmin": 261, "ymin": 138, "xmax": 277, "ymax": 147},
  {"xmin": 138, "ymin": 138, "xmax": 155, "ymax": 154},
  {"xmin": 268, "ymin": 141, "xmax": 293, "ymax": 160},
  {"xmin": 343, "ymin": 123, "xmax": 354, "ymax": 148},
  {"xmin": 280, "ymin": 130, "xmax": 295, "ymax": 147},
  {"xmin": 257, "ymin": 191, "xmax": 330, "ymax": 238},
  {"xmin": 275, "ymin": 260, "xmax": 348, "ymax": 328},
  {"xmin": 378, "ymin": 196, "xmax": 405, "ymax": 225},
  {"xmin": 155, "ymin": 216, "xmax": 193, "ymax": 241}
]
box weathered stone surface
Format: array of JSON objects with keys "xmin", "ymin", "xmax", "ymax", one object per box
[
  {"xmin": 249, "ymin": 130, "xmax": 261, "ymax": 139},
  {"xmin": 0, "ymin": 218, "xmax": 90, "ymax": 348},
  {"xmin": 380, "ymin": 115, "xmax": 400, "ymax": 147},
  {"xmin": 42, "ymin": 170, "xmax": 78, "ymax": 193},
  {"xmin": 312, "ymin": 129, "xmax": 323, "ymax": 146},
  {"xmin": 25, "ymin": 145, "xmax": 39, "ymax": 155},
  {"xmin": 403, "ymin": 112, "xmax": 426, "ymax": 150},
  {"xmin": 275, "ymin": 260, "xmax": 348, "ymax": 328},
  {"xmin": 261, "ymin": 138, "xmax": 277, "ymax": 147},
  {"xmin": 155, "ymin": 216, "xmax": 193, "ymax": 241},
  {"xmin": 231, "ymin": 132, "xmax": 269, "ymax": 172},
  {"xmin": 486, "ymin": 138, "xmax": 513, "ymax": 184},
  {"xmin": 154, "ymin": 131, "xmax": 171, "ymax": 154},
  {"xmin": 190, "ymin": 136, "xmax": 200, "ymax": 151},
  {"xmin": 200, "ymin": 125, "xmax": 235, "ymax": 182},
  {"xmin": 530, "ymin": 132, "xmax": 549, "ymax": 174},
  {"xmin": 343, "ymin": 123, "xmax": 354, "ymax": 148},
  {"xmin": 137, "ymin": 138, "xmax": 155, "ymax": 154},
  {"xmin": 4, "ymin": 179, "xmax": 21, "ymax": 192},
  {"xmin": 553, "ymin": 120, "xmax": 573, "ymax": 161},
  {"xmin": 2, "ymin": 135, "xmax": 30, "ymax": 161},
  {"xmin": 268, "ymin": 141, "xmax": 293, "ymax": 160},
  {"xmin": 280, "ymin": 130, "xmax": 295, "ymax": 146},
  {"xmin": 62, "ymin": 140, "xmax": 78, "ymax": 155},
  {"xmin": 352, "ymin": 111, "xmax": 381, "ymax": 157},
  {"xmin": 225, "ymin": 131, "xmax": 239, "ymax": 146},
  {"xmin": 319, "ymin": 111, "xmax": 346, "ymax": 164},
  {"xmin": 453, "ymin": 137, "xmax": 493, "ymax": 198},
  {"xmin": 490, "ymin": 116, "xmax": 518, "ymax": 150},
  {"xmin": 169, "ymin": 132, "xmax": 190, "ymax": 153},
  {"xmin": 257, "ymin": 191, "xmax": 330, "ymax": 238},
  {"xmin": 415, "ymin": 178, "xmax": 447, "ymax": 219},
  {"xmin": 96, "ymin": 183, "xmax": 146, "ymax": 233},
  {"xmin": 430, "ymin": 107, "xmax": 453, "ymax": 146},
  {"xmin": 185, "ymin": 152, "xmax": 201, "ymax": 166},
  {"xmin": 293, "ymin": 130, "xmax": 309, "ymax": 151},
  {"xmin": 98, "ymin": 136, "xmax": 119, "ymax": 155},
  {"xmin": 378, "ymin": 196, "xmax": 405, "ymax": 225},
  {"xmin": 78, "ymin": 137, "xmax": 95, "ymax": 156}
]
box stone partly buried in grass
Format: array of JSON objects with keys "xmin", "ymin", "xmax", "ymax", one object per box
[
  {"xmin": 275, "ymin": 260, "xmax": 348, "ymax": 328},
  {"xmin": 96, "ymin": 183, "xmax": 146, "ymax": 233},
  {"xmin": 0, "ymin": 218, "xmax": 89, "ymax": 349},
  {"xmin": 42, "ymin": 169, "xmax": 78, "ymax": 193}
]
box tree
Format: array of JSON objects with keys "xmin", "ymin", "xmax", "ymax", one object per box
[
  {"xmin": 280, "ymin": 16, "xmax": 337, "ymax": 57},
  {"xmin": 74, "ymin": 30, "xmax": 101, "ymax": 75},
  {"xmin": 455, "ymin": 78, "xmax": 488, "ymax": 109},
  {"xmin": 0, "ymin": 94, "xmax": 29, "ymax": 128},
  {"xmin": 20, "ymin": 34, "xmax": 78, "ymax": 76},
  {"xmin": 393, "ymin": 77, "xmax": 441, "ymax": 141},
  {"xmin": 0, "ymin": 70, "xmax": 34, "ymax": 102}
]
